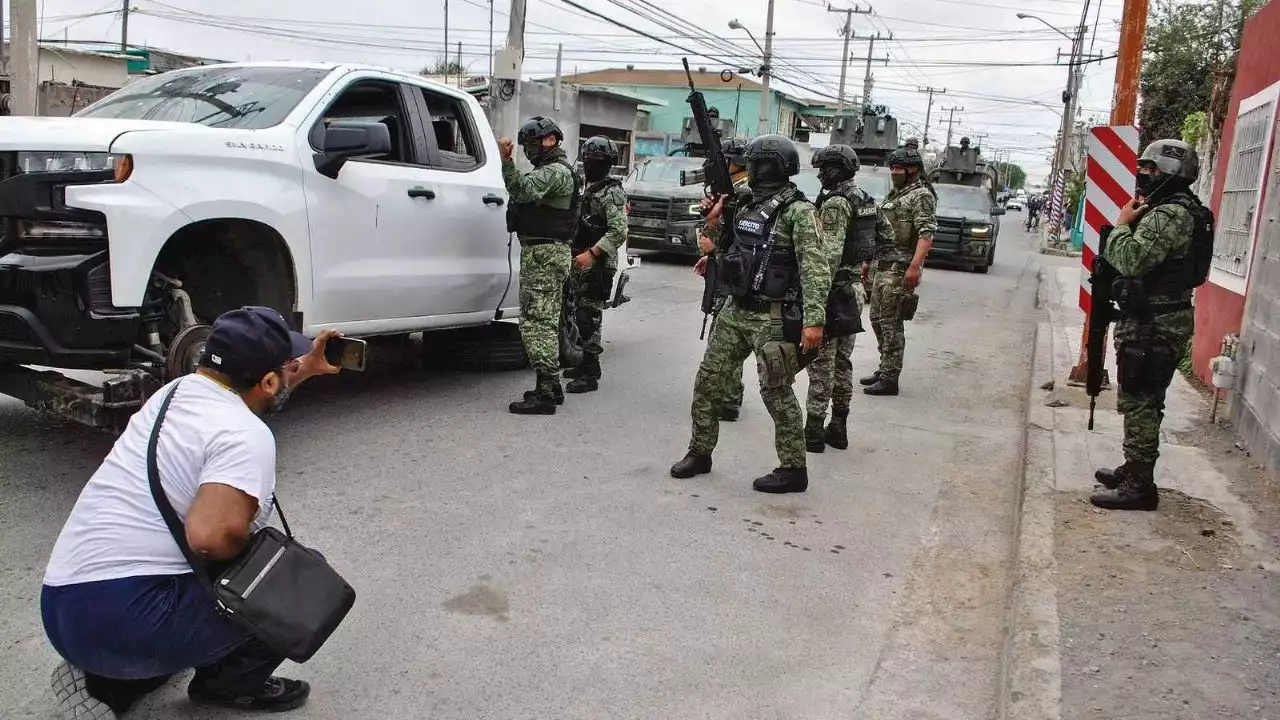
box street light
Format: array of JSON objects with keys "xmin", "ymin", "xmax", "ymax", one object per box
[
  {"xmin": 727, "ymin": 19, "xmax": 766, "ymax": 56},
  {"xmin": 1016, "ymin": 13, "xmax": 1074, "ymax": 43},
  {"xmin": 727, "ymin": 8, "xmax": 776, "ymax": 136}
]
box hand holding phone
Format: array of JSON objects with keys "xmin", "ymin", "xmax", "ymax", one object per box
[{"xmin": 324, "ymin": 336, "xmax": 368, "ymax": 372}]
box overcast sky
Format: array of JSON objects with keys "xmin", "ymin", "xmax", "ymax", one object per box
[{"xmin": 8, "ymin": 0, "xmax": 1125, "ymax": 183}]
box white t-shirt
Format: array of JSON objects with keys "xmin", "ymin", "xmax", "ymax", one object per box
[{"xmin": 44, "ymin": 374, "xmax": 277, "ymax": 586}]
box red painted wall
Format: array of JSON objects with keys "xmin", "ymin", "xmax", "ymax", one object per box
[{"xmin": 1193, "ymin": 0, "xmax": 1280, "ymax": 382}]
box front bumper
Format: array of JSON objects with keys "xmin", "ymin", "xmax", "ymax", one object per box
[
  {"xmin": 928, "ymin": 220, "xmax": 993, "ymax": 264},
  {"xmin": 626, "ymin": 193, "xmax": 702, "ymax": 253},
  {"xmin": 0, "ymin": 152, "xmax": 140, "ymax": 368}
]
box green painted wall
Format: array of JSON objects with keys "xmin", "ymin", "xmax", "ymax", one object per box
[{"xmin": 593, "ymin": 83, "xmax": 801, "ymax": 137}]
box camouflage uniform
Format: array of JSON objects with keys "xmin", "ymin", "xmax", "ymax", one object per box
[
  {"xmin": 1103, "ymin": 197, "xmax": 1197, "ymax": 467},
  {"xmin": 567, "ymin": 181, "xmax": 627, "ymax": 376},
  {"xmin": 502, "ymin": 149, "xmax": 576, "ymax": 394},
  {"xmin": 687, "ymin": 186, "xmax": 829, "ymax": 468},
  {"xmin": 806, "ymin": 179, "xmax": 894, "ymax": 418},
  {"xmin": 715, "ymin": 172, "xmax": 753, "ymax": 416},
  {"xmin": 871, "ymin": 178, "xmax": 937, "ymax": 382}
]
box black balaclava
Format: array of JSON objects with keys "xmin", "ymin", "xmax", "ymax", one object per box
[
  {"xmin": 584, "ymin": 157, "xmax": 612, "ymax": 183},
  {"xmin": 819, "ymin": 164, "xmax": 853, "ymax": 191},
  {"xmin": 748, "ymin": 157, "xmax": 787, "ymax": 200}
]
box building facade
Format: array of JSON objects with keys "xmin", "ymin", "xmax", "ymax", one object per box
[{"xmin": 1192, "ymin": 0, "xmax": 1280, "ymax": 476}]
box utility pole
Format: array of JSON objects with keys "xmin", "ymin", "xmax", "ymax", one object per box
[
  {"xmin": 553, "ymin": 43, "xmax": 562, "ymax": 111},
  {"xmin": 1111, "ymin": 0, "xmax": 1147, "ymax": 124},
  {"xmin": 488, "ymin": 0, "xmax": 494, "ymax": 82},
  {"xmin": 457, "ymin": 41, "xmax": 463, "ymax": 88},
  {"xmin": 827, "ymin": 4, "xmax": 871, "ymax": 115},
  {"xmin": 757, "ymin": 0, "xmax": 776, "ymax": 135},
  {"xmin": 973, "ymin": 132, "xmax": 988, "ymax": 151},
  {"xmin": 10, "ymin": 0, "xmax": 36, "ymax": 115},
  {"xmin": 942, "ymin": 105, "xmax": 963, "ymax": 148},
  {"xmin": 120, "ymin": 0, "xmax": 129, "ymax": 52},
  {"xmin": 490, "ymin": 0, "xmax": 527, "ymax": 143},
  {"xmin": 443, "ymin": 0, "xmax": 449, "ymax": 85},
  {"xmin": 917, "ymin": 86, "xmax": 944, "ymax": 147},
  {"xmin": 862, "ymin": 32, "xmax": 888, "ymax": 107},
  {"xmin": 1, "ymin": 0, "xmax": 8, "ymax": 77}
]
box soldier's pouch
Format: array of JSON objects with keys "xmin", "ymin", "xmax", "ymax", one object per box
[
  {"xmin": 1117, "ymin": 339, "xmax": 1176, "ymax": 395},
  {"xmin": 824, "ymin": 293, "xmax": 862, "ymax": 339},
  {"xmin": 757, "ymin": 340, "xmax": 801, "ymax": 389},
  {"xmin": 583, "ymin": 265, "xmax": 616, "ymax": 301},
  {"xmin": 898, "ymin": 292, "xmax": 919, "ymax": 321},
  {"xmin": 781, "ymin": 302, "xmax": 803, "ymax": 345}
]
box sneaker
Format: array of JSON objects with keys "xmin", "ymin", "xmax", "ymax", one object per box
[
  {"xmin": 189, "ymin": 676, "xmax": 311, "ymax": 713},
  {"xmin": 51, "ymin": 662, "xmax": 117, "ymax": 720}
]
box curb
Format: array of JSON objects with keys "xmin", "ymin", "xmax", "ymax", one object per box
[{"xmin": 999, "ymin": 278, "xmax": 1063, "ymax": 720}]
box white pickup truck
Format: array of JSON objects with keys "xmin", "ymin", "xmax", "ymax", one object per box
[{"xmin": 0, "ymin": 62, "xmax": 632, "ymax": 429}]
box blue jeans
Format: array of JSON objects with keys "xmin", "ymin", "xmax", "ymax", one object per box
[{"xmin": 42, "ymin": 574, "xmax": 284, "ymax": 711}]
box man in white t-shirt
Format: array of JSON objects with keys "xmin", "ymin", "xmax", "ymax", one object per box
[{"xmin": 41, "ymin": 306, "xmax": 340, "ymax": 719}]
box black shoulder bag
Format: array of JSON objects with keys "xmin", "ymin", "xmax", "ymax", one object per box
[{"xmin": 147, "ymin": 383, "xmax": 356, "ymax": 663}]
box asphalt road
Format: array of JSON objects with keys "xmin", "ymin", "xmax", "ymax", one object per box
[{"xmin": 2, "ymin": 217, "xmax": 1043, "ymax": 720}]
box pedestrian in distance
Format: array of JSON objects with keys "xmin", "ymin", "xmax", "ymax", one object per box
[
  {"xmin": 41, "ymin": 307, "xmax": 342, "ymax": 719},
  {"xmin": 500, "ymin": 116, "xmax": 581, "ymax": 415},
  {"xmin": 672, "ymin": 134, "xmax": 831, "ymax": 494},
  {"xmin": 1091, "ymin": 139, "xmax": 1215, "ymax": 511},
  {"xmin": 562, "ymin": 136, "xmax": 627, "ymax": 394},
  {"xmin": 863, "ymin": 146, "xmax": 937, "ymax": 397},
  {"xmin": 805, "ymin": 144, "xmax": 894, "ymax": 453}
]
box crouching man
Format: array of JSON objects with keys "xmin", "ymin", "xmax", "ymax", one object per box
[{"xmin": 41, "ymin": 307, "xmax": 340, "ymax": 718}]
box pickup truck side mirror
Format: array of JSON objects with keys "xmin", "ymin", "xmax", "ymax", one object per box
[
  {"xmin": 313, "ymin": 121, "xmax": 393, "ymax": 179},
  {"xmin": 990, "ymin": 206, "xmax": 1006, "ymax": 216}
]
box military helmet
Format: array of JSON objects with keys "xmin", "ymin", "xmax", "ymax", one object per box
[
  {"xmin": 744, "ymin": 134, "xmax": 800, "ymax": 176},
  {"xmin": 580, "ymin": 136, "xmax": 620, "ymax": 164},
  {"xmin": 721, "ymin": 138, "xmax": 748, "ymax": 164},
  {"xmin": 903, "ymin": 137, "xmax": 920, "ymax": 150},
  {"xmin": 708, "ymin": 106, "xmax": 721, "ymax": 119},
  {"xmin": 1138, "ymin": 139, "xmax": 1200, "ymax": 181},
  {"xmin": 887, "ymin": 146, "xmax": 924, "ymax": 169},
  {"xmin": 811, "ymin": 144, "xmax": 860, "ymax": 173},
  {"xmin": 517, "ymin": 116, "xmax": 564, "ymax": 144}
]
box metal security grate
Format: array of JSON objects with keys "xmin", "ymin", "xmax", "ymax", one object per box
[{"xmin": 1217, "ymin": 102, "xmax": 1273, "ymax": 277}]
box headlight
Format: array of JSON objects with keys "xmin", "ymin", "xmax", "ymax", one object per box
[
  {"xmin": 968, "ymin": 225, "xmax": 991, "ymax": 238},
  {"xmin": 687, "ymin": 203, "xmax": 702, "ymax": 216},
  {"xmin": 17, "ymin": 151, "xmax": 132, "ymax": 182}
]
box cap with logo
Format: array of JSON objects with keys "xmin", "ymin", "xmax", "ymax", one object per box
[{"xmin": 201, "ymin": 306, "xmax": 312, "ymax": 380}]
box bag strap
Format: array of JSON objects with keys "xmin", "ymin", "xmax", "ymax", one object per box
[{"xmin": 147, "ymin": 382, "xmax": 294, "ymax": 589}]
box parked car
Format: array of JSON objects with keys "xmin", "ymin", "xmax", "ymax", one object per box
[
  {"xmin": 622, "ymin": 156, "xmax": 707, "ymax": 254},
  {"xmin": 1006, "ymin": 198, "xmax": 1024, "ymax": 211},
  {"xmin": 0, "ymin": 62, "xmax": 634, "ymax": 430}
]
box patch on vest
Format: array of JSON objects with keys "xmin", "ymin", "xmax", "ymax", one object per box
[
  {"xmin": 857, "ymin": 206, "xmax": 876, "ymax": 217},
  {"xmin": 737, "ymin": 219, "xmax": 765, "ymax": 234}
]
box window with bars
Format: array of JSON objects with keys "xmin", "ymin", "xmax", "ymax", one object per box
[{"xmin": 1216, "ymin": 102, "xmax": 1273, "ymax": 277}]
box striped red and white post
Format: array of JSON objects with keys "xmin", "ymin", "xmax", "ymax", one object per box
[
  {"xmin": 1048, "ymin": 170, "xmax": 1066, "ymax": 241},
  {"xmin": 1079, "ymin": 125, "xmax": 1139, "ymax": 313}
]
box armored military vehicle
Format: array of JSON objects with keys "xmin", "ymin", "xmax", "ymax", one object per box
[
  {"xmin": 829, "ymin": 105, "xmax": 899, "ymax": 167},
  {"xmin": 927, "ymin": 137, "xmax": 1005, "ymax": 273}
]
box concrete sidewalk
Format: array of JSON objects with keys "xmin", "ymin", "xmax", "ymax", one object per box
[{"xmin": 1007, "ymin": 263, "xmax": 1280, "ymax": 720}]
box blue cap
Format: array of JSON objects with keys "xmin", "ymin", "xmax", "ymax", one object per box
[{"xmin": 201, "ymin": 306, "xmax": 312, "ymax": 380}]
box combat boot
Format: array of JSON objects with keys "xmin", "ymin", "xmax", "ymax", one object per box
[
  {"xmin": 864, "ymin": 376, "xmax": 899, "ymax": 396},
  {"xmin": 510, "ymin": 390, "xmax": 556, "ymax": 415},
  {"xmin": 566, "ymin": 355, "xmax": 600, "ymax": 394},
  {"xmin": 719, "ymin": 406, "xmax": 740, "ymax": 421},
  {"xmin": 1090, "ymin": 462, "xmax": 1158, "ymax": 511},
  {"xmin": 522, "ymin": 385, "xmax": 564, "ymax": 405},
  {"xmin": 805, "ymin": 416, "xmax": 826, "ymax": 454},
  {"xmin": 670, "ymin": 452, "xmax": 712, "ymax": 479},
  {"xmin": 752, "ymin": 467, "xmax": 809, "ymax": 494},
  {"xmin": 825, "ymin": 409, "xmax": 849, "ymax": 450},
  {"xmin": 1093, "ymin": 463, "xmax": 1131, "ymax": 490},
  {"xmin": 859, "ymin": 371, "xmax": 882, "ymax": 386}
]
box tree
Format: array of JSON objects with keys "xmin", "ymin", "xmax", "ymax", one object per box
[
  {"xmin": 422, "ymin": 57, "xmax": 466, "ymax": 77},
  {"xmin": 1139, "ymin": 0, "xmax": 1262, "ymax": 150},
  {"xmin": 994, "ymin": 161, "xmax": 1027, "ymax": 190}
]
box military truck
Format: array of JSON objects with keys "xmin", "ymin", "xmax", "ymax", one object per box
[
  {"xmin": 622, "ymin": 116, "xmax": 736, "ymax": 255},
  {"xmin": 828, "ymin": 105, "xmax": 899, "ymax": 167},
  {"xmin": 927, "ymin": 138, "xmax": 1005, "ymax": 273}
]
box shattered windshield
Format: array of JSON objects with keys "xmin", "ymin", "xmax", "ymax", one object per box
[{"xmin": 77, "ymin": 66, "xmax": 330, "ymax": 129}]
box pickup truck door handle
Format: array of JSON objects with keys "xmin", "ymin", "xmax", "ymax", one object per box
[
  {"xmin": 482, "ymin": 194, "xmax": 506, "ymax": 207},
  {"xmin": 407, "ymin": 187, "xmax": 436, "ymax": 199}
]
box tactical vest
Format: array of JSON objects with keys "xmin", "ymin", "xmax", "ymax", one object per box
[
  {"xmin": 1141, "ymin": 191, "xmax": 1215, "ymax": 298},
  {"xmin": 881, "ymin": 180, "xmax": 930, "ymax": 260},
  {"xmin": 511, "ymin": 160, "xmax": 582, "ymax": 242},
  {"xmin": 721, "ymin": 188, "xmax": 803, "ymax": 301},
  {"xmin": 572, "ymin": 177, "xmax": 623, "ymax": 253},
  {"xmin": 817, "ymin": 183, "xmax": 877, "ymax": 267}
]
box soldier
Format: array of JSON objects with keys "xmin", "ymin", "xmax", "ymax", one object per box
[
  {"xmin": 1092, "ymin": 139, "xmax": 1213, "ymax": 511},
  {"xmin": 672, "ymin": 135, "xmax": 831, "ymax": 494},
  {"xmin": 562, "ymin": 137, "xmax": 627, "ymax": 394},
  {"xmin": 903, "ymin": 137, "xmax": 920, "ymax": 151},
  {"xmin": 499, "ymin": 116, "xmax": 581, "ymax": 415},
  {"xmin": 805, "ymin": 144, "xmax": 893, "ymax": 452},
  {"xmin": 696, "ymin": 138, "xmax": 752, "ymax": 421},
  {"xmin": 862, "ymin": 146, "xmax": 936, "ymax": 396}
]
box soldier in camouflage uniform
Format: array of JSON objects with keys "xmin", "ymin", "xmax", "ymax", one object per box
[
  {"xmin": 673, "ymin": 135, "xmax": 831, "ymax": 493},
  {"xmin": 1092, "ymin": 139, "xmax": 1213, "ymax": 511},
  {"xmin": 863, "ymin": 146, "xmax": 937, "ymax": 396},
  {"xmin": 695, "ymin": 139, "xmax": 752, "ymax": 421},
  {"xmin": 500, "ymin": 116, "xmax": 581, "ymax": 415},
  {"xmin": 805, "ymin": 144, "xmax": 894, "ymax": 453},
  {"xmin": 562, "ymin": 137, "xmax": 627, "ymax": 394}
]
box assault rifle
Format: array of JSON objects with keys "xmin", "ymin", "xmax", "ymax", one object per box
[
  {"xmin": 1086, "ymin": 223, "xmax": 1118, "ymax": 430},
  {"xmin": 682, "ymin": 57, "xmax": 736, "ymax": 339}
]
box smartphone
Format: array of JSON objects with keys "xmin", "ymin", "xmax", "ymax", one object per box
[{"xmin": 323, "ymin": 336, "xmax": 367, "ymax": 372}]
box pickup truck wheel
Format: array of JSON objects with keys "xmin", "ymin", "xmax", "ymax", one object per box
[{"xmin": 425, "ymin": 323, "xmax": 529, "ymax": 372}]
